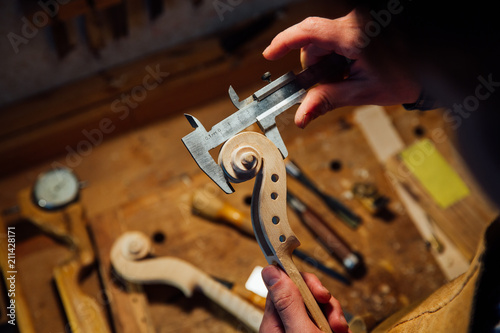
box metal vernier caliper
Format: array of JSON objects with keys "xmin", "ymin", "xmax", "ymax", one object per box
[
  {"xmin": 182, "ymin": 53, "xmax": 350, "ymax": 332},
  {"xmin": 182, "ymin": 53, "xmax": 349, "ymax": 194}
]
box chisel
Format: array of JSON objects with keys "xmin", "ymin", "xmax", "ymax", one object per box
[
  {"xmin": 287, "ymin": 191, "xmax": 365, "ymax": 278},
  {"xmin": 286, "ymin": 160, "xmax": 362, "ymax": 228},
  {"xmin": 213, "ymin": 276, "xmax": 267, "ymax": 310}
]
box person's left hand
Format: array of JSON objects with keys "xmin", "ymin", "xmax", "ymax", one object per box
[
  {"xmin": 260, "ymin": 265, "xmax": 352, "ymax": 333},
  {"xmin": 262, "ymin": 12, "xmax": 421, "ymax": 128}
]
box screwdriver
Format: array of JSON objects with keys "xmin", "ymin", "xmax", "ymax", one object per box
[
  {"xmin": 287, "ymin": 191, "xmax": 365, "ymax": 278},
  {"xmin": 285, "ymin": 160, "xmax": 362, "ymax": 228}
]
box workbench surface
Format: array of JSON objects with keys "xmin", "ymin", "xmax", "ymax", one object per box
[{"xmin": 1, "ymin": 98, "xmax": 460, "ymax": 332}]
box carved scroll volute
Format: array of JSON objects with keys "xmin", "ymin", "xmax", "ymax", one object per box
[
  {"xmin": 219, "ymin": 132, "xmax": 332, "ymax": 333},
  {"xmin": 219, "ymin": 132, "xmax": 300, "ymax": 266}
]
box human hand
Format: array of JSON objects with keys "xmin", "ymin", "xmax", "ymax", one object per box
[
  {"xmin": 263, "ymin": 9, "xmax": 421, "ymax": 128},
  {"xmin": 260, "ymin": 265, "xmax": 351, "ymax": 333}
]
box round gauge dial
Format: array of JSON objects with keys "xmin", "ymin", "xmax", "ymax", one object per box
[{"xmin": 33, "ymin": 168, "xmax": 80, "ymax": 210}]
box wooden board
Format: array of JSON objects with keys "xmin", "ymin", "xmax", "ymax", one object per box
[{"xmin": 386, "ymin": 150, "xmax": 497, "ymax": 261}]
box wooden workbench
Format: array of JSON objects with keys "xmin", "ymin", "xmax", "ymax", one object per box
[
  {"xmin": 0, "ymin": 102, "xmax": 457, "ymax": 332},
  {"xmin": 0, "ymin": 1, "xmax": 496, "ymax": 332}
]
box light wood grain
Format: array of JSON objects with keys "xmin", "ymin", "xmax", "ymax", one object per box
[
  {"xmin": 91, "ymin": 210, "xmax": 155, "ymax": 333},
  {"xmin": 219, "ymin": 132, "xmax": 332, "ymax": 332},
  {"xmin": 16, "ymin": 189, "xmax": 112, "ymax": 333},
  {"xmin": 354, "ymin": 105, "xmax": 472, "ymax": 279}
]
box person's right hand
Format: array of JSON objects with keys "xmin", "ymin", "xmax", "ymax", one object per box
[
  {"xmin": 263, "ymin": 9, "xmax": 421, "ymax": 128},
  {"xmin": 260, "ymin": 265, "xmax": 351, "ymax": 333}
]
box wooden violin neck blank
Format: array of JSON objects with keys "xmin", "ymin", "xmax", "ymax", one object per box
[{"xmin": 218, "ymin": 132, "xmax": 332, "ymax": 333}]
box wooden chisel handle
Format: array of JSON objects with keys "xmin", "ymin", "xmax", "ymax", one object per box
[
  {"xmin": 302, "ymin": 210, "xmax": 355, "ymax": 263},
  {"xmin": 198, "ymin": 274, "xmax": 264, "ymax": 332},
  {"xmin": 232, "ymin": 284, "xmax": 267, "ymax": 310},
  {"xmin": 192, "ymin": 189, "xmax": 254, "ymax": 236}
]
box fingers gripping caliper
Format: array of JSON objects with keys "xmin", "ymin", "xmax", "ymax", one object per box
[
  {"xmin": 182, "ymin": 53, "xmax": 349, "ymax": 194},
  {"xmin": 182, "ymin": 53, "xmax": 349, "ymax": 332}
]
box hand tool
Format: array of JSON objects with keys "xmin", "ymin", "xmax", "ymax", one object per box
[
  {"xmin": 213, "ymin": 276, "xmax": 267, "ymax": 310},
  {"xmin": 191, "ymin": 187, "xmax": 254, "ymax": 236},
  {"xmin": 286, "ymin": 160, "xmax": 362, "ymax": 228},
  {"xmin": 291, "ymin": 249, "xmax": 351, "ymax": 285},
  {"xmin": 351, "ymin": 182, "xmax": 393, "ymax": 220},
  {"xmin": 110, "ymin": 231, "xmax": 264, "ymax": 332},
  {"xmin": 181, "ymin": 52, "xmax": 349, "ymax": 194},
  {"xmin": 191, "ymin": 188, "xmax": 351, "ymax": 285},
  {"xmin": 287, "ymin": 191, "xmax": 365, "ymax": 278},
  {"xmin": 1, "ymin": 168, "xmax": 111, "ymax": 333}
]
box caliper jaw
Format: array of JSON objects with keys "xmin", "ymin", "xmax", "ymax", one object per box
[
  {"xmin": 256, "ymin": 88, "xmax": 308, "ymax": 159},
  {"xmin": 182, "ymin": 86, "xmax": 305, "ymax": 194},
  {"xmin": 181, "ymin": 114, "xmax": 235, "ymax": 194},
  {"xmin": 181, "ymin": 73, "xmax": 302, "ymax": 194}
]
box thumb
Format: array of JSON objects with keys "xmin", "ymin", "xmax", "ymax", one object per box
[{"xmin": 262, "ymin": 265, "xmax": 316, "ymax": 332}]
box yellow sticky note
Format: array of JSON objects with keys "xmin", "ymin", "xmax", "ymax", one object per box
[{"xmin": 400, "ymin": 139, "xmax": 469, "ymax": 209}]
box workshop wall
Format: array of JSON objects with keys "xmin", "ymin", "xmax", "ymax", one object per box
[
  {"xmin": 0, "ymin": 0, "xmax": 300, "ymax": 108},
  {"xmin": 1, "ymin": 0, "xmax": 353, "ymax": 179}
]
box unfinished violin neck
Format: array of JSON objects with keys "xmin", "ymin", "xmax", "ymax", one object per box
[{"xmin": 219, "ymin": 132, "xmax": 332, "ymax": 333}]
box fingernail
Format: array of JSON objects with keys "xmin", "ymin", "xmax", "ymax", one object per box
[
  {"xmin": 321, "ymin": 285, "xmax": 332, "ymax": 298},
  {"xmin": 262, "ymin": 265, "xmax": 282, "ymax": 287},
  {"xmin": 299, "ymin": 114, "xmax": 310, "ymax": 129},
  {"xmin": 262, "ymin": 45, "xmax": 270, "ymax": 56},
  {"xmin": 301, "ymin": 113, "xmax": 317, "ymax": 128}
]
